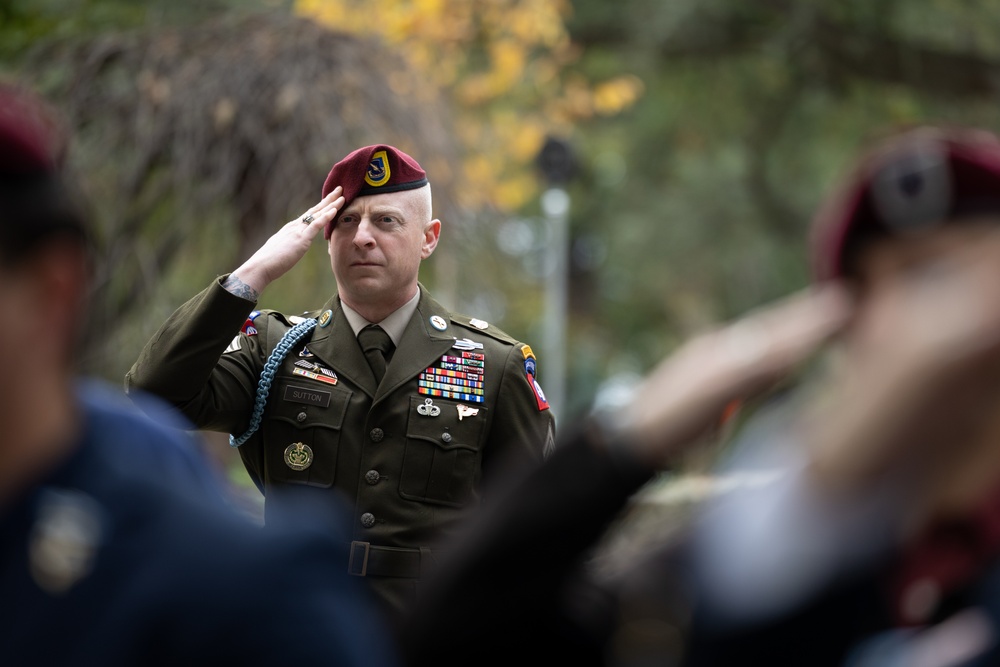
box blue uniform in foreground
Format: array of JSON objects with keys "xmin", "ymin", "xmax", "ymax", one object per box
[{"xmin": 0, "ymin": 380, "xmax": 400, "ymax": 667}]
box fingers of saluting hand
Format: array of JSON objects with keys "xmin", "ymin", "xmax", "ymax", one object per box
[
  {"xmin": 295, "ymin": 186, "xmax": 345, "ymax": 234},
  {"xmin": 232, "ymin": 187, "xmax": 347, "ymax": 291},
  {"xmin": 716, "ymin": 281, "xmax": 855, "ymax": 381},
  {"xmin": 617, "ymin": 282, "xmax": 854, "ymax": 466}
]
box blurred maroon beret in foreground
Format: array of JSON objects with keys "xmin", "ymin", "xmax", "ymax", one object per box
[
  {"xmin": 0, "ymin": 81, "xmax": 88, "ymax": 257},
  {"xmin": 810, "ymin": 126, "xmax": 1000, "ymax": 282},
  {"xmin": 321, "ymin": 144, "xmax": 428, "ymax": 239},
  {"xmin": 0, "ymin": 81, "xmax": 65, "ymax": 176}
]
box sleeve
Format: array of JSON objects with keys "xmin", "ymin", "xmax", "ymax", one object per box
[
  {"xmin": 480, "ymin": 342, "xmax": 557, "ymax": 487},
  {"xmin": 124, "ymin": 276, "xmax": 268, "ymax": 435},
  {"xmin": 400, "ymin": 424, "xmax": 655, "ymax": 667}
]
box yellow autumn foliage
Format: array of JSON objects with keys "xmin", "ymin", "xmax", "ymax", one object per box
[{"xmin": 295, "ymin": 0, "xmax": 642, "ymax": 211}]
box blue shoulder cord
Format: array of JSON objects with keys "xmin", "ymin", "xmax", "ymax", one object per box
[{"xmin": 229, "ymin": 318, "xmax": 318, "ymax": 448}]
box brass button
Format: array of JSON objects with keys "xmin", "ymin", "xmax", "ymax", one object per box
[
  {"xmin": 296, "ymin": 411, "xmax": 307, "ymax": 423},
  {"xmin": 360, "ymin": 512, "xmax": 376, "ymax": 528},
  {"xmin": 364, "ymin": 470, "xmax": 380, "ymax": 485},
  {"xmin": 370, "ymin": 428, "xmax": 384, "ymax": 442},
  {"xmin": 441, "ymin": 432, "xmax": 452, "ymax": 443}
]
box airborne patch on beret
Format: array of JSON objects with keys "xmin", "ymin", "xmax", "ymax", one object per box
[{"xmin": 365, "ymin": 150, "xmax": 391, "ymax": 187}]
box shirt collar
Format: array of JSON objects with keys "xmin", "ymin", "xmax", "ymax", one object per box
[{"xmin": 341, "ymin": 290, "xmax": 420, "ymax": 346}]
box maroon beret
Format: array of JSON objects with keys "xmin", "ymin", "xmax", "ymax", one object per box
[
  {"xmin": 810, "ymin": 126, "xmax": 1000, "ymax": 282},
  {"xmin": 0, "ymin": 82, "xmax": 64, "ymax": 176},
  {"xmin": 0, "ymin": 82, "xmax": 88, "ymax": 258},
  {"xmin": 321, "ymin": 144, "xmax": 428, "ymax": 239}
]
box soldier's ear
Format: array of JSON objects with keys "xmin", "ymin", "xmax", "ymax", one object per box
[{"xmin": 421, "ymin": 219, "xmax": 441, "ymax": 259}]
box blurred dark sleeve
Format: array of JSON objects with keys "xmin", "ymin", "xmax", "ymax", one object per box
[{"xmin": 400, "ymin": 422, "xmax": 655, "ymax": 667}]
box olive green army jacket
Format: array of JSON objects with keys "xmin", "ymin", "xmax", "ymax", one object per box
[{"xmin": 126, "ymin": 277, "xmax": 555, "ymax": 616}]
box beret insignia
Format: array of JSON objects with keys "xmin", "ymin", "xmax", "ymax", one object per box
[{"xmin": 365, "ymin": 150, "xmax": 391, "ymax": 188}]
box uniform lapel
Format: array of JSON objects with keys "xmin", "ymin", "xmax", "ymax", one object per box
[
  {"xmin": 375, "ymin": 285, "xmax": 455, "ymax": 404},
  {"xmin": 306, "ymin": 297, "xmax": 379, "ymax": 398}
]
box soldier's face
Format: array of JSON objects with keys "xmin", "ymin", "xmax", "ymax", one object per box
[
  {"xmin": 327, "ymin": 187, "xmax": 440, "ymax": 311},
  {"xmin": 851, "ymin": 220, "xmax": 1000, "ymax": 295}
]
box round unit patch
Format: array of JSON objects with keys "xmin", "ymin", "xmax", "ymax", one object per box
[{"xmin": 284, "ymin": 442, "xmax": 314, "ymax": 471}]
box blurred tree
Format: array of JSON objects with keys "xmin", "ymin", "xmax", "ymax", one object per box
[
  {"xmin": 296, "ymin": 0, "xmax": 644, "ymax": 213},
  {"xmin": 6, "ymin": 0, "xmax": 1000, "ymax": 425},
  {"xmin": 554, "ymin": 0, "xmax": 1000, "ymax": 417},
  {"xmin": 8, "ymin": 8, "xmax": 460, "ymax": 379}
]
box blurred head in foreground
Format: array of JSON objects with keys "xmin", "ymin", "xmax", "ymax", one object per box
[
  {"xmin": 0, "ymin": 81, "xmax": 91, "ymax": 380},
  {"xmin": 811, "ymin": 125, "xmax": 1000, "ymax": 285},
  {"xmin": 807, "ymin": 125, "xmax": 1000, "ymax": 517}
]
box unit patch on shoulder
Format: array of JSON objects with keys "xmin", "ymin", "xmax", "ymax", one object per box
[
  {"xmin": 241, "ymin": 311, "xmax": 261, "ymax": 336},
  {"xmin": 521, "ymin": 345, "xmax": 549, "ymax": 411}
]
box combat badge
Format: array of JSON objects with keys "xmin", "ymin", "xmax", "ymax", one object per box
[
  {"xmin": 284, "ymin": 442, "xmax": 314, "ymax": 471},
  {"xmin": 452, "ymin": 338, "xmax": 484, "ymax": 351}
]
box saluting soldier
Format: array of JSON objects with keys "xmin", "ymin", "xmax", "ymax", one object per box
[{"xmin": 126, "ymin": 144, "xmax": 556, "ymax": 627}]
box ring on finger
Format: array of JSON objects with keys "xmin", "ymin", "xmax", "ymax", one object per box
[{"xmin": 301, "ymin": 214, "xmax": 315, "ymax": 224}]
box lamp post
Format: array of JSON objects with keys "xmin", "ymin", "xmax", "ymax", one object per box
[{"xmin": 536, "ymin": 136, "xmax": 577, "ymax": 423}]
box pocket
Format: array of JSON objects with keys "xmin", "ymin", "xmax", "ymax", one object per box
[
  {"xmin": 400, "ymin": 395, "xmax": 487, "ymax": 507},
  {"xmin": 262, "ymin": 378, "xmax": 352, "ymax": 488}
]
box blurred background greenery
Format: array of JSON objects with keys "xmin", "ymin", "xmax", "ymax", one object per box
[{"xmin": 4, "ymin": 0, "xmax": 1000, "ymax": 489}]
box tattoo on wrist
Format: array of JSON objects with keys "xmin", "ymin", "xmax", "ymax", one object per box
[{"xmin": 222, "ymin": 275, "xmax": 259, "ymax": 302}]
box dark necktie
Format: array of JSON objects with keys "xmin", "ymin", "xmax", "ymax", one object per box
[{"xmin": 358, "ymin": 325, "xmax": 394, "ymax": 385}]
